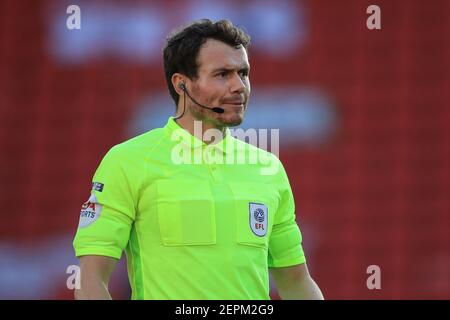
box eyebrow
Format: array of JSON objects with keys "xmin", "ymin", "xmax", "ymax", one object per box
[{"xmin": 211, "ymin": 65, "xmax": 250, "ymax": 73}]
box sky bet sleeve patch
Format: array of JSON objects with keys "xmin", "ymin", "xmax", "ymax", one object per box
[{"xmin": 78, "ymin": 193, "xmax": 102, "ymax": 228}]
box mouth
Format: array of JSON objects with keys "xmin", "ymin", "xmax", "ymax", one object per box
[
  {"xmin": 221, "ymin": 100, "xmax": 246, "ymax": 108},
  {"xmin": 222, "ymin": 96, "xmax": 245, "ymax": 104},
  {"xmin": 222, "ymin": 103, "xmax": 244, "ymax": 107}
]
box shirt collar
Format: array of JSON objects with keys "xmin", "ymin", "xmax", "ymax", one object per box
[{"xmin": 164, "ymin": 117, "xmax": 232, "ymax": 154}]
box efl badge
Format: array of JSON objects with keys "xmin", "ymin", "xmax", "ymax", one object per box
[
  {"xmin": 249, "ymin": 202, "xmax": 268, "ymax": 237},
  {"xmin": 78, "ymin": 193, "xmax": 102, "ymax": 228}
]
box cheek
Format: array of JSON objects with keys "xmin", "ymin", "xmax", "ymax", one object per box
[
  {"xmin": 210, "ymin": 91, "xmax": 224, "ymax": 103},
  {"xmin": 196, "ymin": 82, "xmax": 223, "ymax": 102},
  {"xmin": 207, "ymin": 88, "xmax": 226, "ymax": 104}
]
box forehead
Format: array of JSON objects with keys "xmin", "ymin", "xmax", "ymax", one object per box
[{"xmin": 196, "ymin": 38, "xmax": 249, "ymax": 73}]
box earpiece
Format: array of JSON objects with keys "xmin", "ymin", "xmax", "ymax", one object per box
[{"xmin": 178, "ymin": 82, "xmax": 186, "ymax": 91}]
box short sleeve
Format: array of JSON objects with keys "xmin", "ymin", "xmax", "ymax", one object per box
[
  {"xmin": 268, "ymin": 160, "xmax": 306, "ymax": 268},
  {"xmin": 73, "ymin": 146, "xmax": 137, "ymax": 260}
]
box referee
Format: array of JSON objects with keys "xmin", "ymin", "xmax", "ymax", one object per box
[{"xmin": 73, "ymin": 19, "xmax": 323, "ymax": 300}]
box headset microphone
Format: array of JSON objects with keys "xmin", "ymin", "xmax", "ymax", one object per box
[{"xmin": 178, "ymin": 82, "xmax": 225, "ymax": 114}]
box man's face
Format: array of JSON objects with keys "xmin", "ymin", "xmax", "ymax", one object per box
[{"xmin": 188, "ymin": 38, "xmax": 251, "ymax": 127}]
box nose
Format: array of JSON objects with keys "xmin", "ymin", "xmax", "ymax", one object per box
[{"xmin": 229, "ymin": 73, "xmax": 246, "ymax": 94}]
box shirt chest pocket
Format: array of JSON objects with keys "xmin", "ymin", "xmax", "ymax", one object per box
[
  {"xmin": 156, "ymin": 180, "xmax": 216, "ymax": 246},
  {"xmin": 228, "ymin": 182, "xmax": 277, "ymax": 249}
]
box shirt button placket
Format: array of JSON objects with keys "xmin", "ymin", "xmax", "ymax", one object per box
[{"xmin": 207, "ymin": 148, "xmax": 222, "ymax": 183}]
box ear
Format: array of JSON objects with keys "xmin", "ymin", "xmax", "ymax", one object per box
[{"xmin": 171, "ymin": 73, "xmax": 186, "ymax": 96}]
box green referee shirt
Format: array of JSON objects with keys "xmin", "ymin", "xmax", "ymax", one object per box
[{"xmin": 73, "ymin": 117, "xmax": 306, "ymax": 300}]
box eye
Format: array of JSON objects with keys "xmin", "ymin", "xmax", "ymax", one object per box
[
  {"xmin": 239, "ymin": 70, "xmax": 249, "ymax": 78},
  {"xmin": 217, "ymin": 71, "xmax": 227, "ymax": 78}
]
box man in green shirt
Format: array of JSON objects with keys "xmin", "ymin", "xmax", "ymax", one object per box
[{"xmin": 73, "ymin": 19, "xmax": 323, "ymax": 300}]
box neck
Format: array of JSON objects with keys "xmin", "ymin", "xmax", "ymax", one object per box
[{"xmin": 174, "ymin": 116, "xmax": 226, "ymax": 145}]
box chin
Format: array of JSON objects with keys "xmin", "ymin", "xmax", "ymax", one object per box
[{"xmin": 220, "ymin": 114, "xmax": 244, "ymax": 127}]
